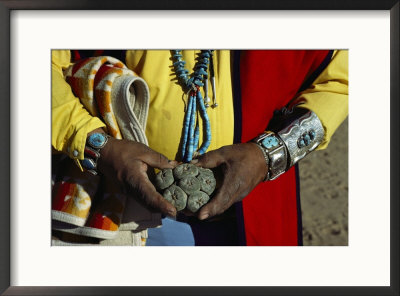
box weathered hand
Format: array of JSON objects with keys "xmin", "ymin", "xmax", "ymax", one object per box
[
  {"xmin": 192, "ymin": 143, "xmax": 268, "ymax": 220},
  {"xmin": 96, "ymin": 132, "xmax": 178, "ymax": 217}
]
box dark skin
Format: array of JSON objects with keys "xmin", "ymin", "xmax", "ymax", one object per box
[
  {"xmin": 192, "ymin": 143, "xmax": 268, "ymax": 220},
  {"xmin": 94, "ymin": 128, "xmax": 178, "ymax": 217},
  {"xmin": 93, "ymin": 128, "xmax": 268, "ymax": 220}
]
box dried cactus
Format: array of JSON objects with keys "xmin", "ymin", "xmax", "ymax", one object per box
[
  {"xmin": 154, "ymin": 163, "xmax": 216, "ymax": 213},
  {"xmin": 187, "ymin": 191, "xmax": 210, "ymax": 213},
  {"xmin": 163, "ymin": 185, "xmax": 187, "ymax": 211},
  {"xmin": 179, "ymin": 176, "xmax": 201, "ymax": 195},
  {"xmin": 173, "ymin": 163, "xmax": 199, "ymax": 179},
  {"xmin": 154, "ymin": 168, "xmax": 174, "ymax": 190},
  {"xmin": 197, "ymin": 173, "xmax": 216, "ymax": 195}
]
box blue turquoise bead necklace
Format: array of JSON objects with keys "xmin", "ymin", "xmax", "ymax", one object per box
[{"xmin": 172, "ymin": 50, "xmax": 214, "ymax": 162}]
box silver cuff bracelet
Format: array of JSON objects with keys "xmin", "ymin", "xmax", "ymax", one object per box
[
  {"xmin": 277, "ymin": 110, "xmax": 324, "ymax": 167},
  {"xmin": 251, "ymin": 110, "xmax": 324, "ymax": 181}
]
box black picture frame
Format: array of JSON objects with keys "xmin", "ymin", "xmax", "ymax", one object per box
[{"xmin": 1, "ymin": 1, "xmax": 398, "ymax": 295}]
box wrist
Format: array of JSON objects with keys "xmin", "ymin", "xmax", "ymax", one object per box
[
  {"xmin": 250, "ymin": 131, "xmax": 287, "ymax": 181},
  {"xmin": 249, "ymin": 142, "xmax": 269, "ymax": 182}
]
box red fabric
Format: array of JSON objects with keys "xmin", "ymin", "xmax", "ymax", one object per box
[
  {"xmin": 239, "ymin": 50, "xmax": 329, "ymax": 245},
  {"xmin": 52, "ymin": 181, "xmax": 73, "ymax": 212},
  {"xmin": 72, "ymin": 50, "xmax": 104, "ymax": 62},
  {"xmin": 72, "ymin": 50, "xmax": 81, "ymax": 62}
]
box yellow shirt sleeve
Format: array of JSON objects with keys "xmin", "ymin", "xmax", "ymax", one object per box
[
  {"xmin": 293, "ymin": 50, "xmax": 348, "ymax": 149},
  {"xmin": 52, "ymin": 50, "xmax": 105, "ymax": 160}
]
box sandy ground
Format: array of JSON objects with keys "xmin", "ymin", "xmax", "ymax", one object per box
[{"xmin": 299, "ymin": 118, "xmax": 348, "ymax": 246}]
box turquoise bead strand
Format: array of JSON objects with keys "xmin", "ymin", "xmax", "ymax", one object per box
[
  {"xmin": 181, "ymin": 94, "xmax": 194, "ymax": 160},
  {"xmin": 184, "ymin": 93, "xmax": 197, "ymax": 162},
  {"xmin": 172, "ymin": 50, "xmax": 214, "ymax": 162},
  {"xmin": 196, "ymin": 90, "xmax": 211, "ymax": 155}
]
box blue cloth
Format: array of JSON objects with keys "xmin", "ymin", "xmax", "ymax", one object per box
[
  {"xmin": 146, "ymin": 217, "xmax": 195, "ymax": 246},
  {"xmin": 146, "ymin": 212, "xmax": 240, "ymax": 246}
]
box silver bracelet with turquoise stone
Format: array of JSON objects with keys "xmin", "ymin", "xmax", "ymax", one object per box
[
  {"xmin": 277, "ymin": 110, "xmax": 324, "ymax": 168},
  {"xmin": 252, "ymin": 110, "xmax": 324, "ymax": 181},
  {"xmin": 252, "ymin": 131, "xmax": 288, "ymax": 181},
  {"xmin": 81, "ymin": 133, "xmax": 110, "ymax": 175}
]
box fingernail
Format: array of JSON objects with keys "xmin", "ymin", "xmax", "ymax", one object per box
[
  {"xmin": 191, "ymin": 159, "xmax": 199, "ymax": 164},
  {"xmin": 168, "ymin": 160, "xmax": 178, "ymax": 166},
  {"xmin": 199, "ymin": 213, "xmax": 209, "ymax": 220}
]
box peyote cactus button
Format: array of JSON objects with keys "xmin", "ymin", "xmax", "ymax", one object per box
[
  {"xmin": 197, "ymin": 173, "xmax": 216, "ymax": 195},
  {"xmin": 154, "ymin": 168, "xmax": 174, "ymax": 190},
  {"xmin": 187, "ymin": 191, "xmax": 210, "ymax": 213},
  {"xmin": 154, "ymin": 165, "xmax": 217, "ymax": 213},
  {"xmin": 163, "ymin": 185, "xmax": 187, "ymax": 211},
  {"xmin": 179, "ymin": 176, "xmax": 201, "ymax": 195},
  {"xmin": 198, "ymin": 167, "xmax": 213, "ymax": 177},
  {"xmin": 173, "ymin": 163, "xmax": 199, "ymax": 179}
]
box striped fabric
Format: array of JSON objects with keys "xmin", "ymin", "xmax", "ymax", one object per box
[{"xmin": 52, "ymin": 56, "xmax": 156, "ymax": 244}]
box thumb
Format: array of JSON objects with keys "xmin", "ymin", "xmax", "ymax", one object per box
[
  {"xmin": 192, "ymin": 149, "xmax": 225, "ymax": 169},
  {"xmin": 141, "ymin": 147, "xmax": 178, "ymax": 169}
]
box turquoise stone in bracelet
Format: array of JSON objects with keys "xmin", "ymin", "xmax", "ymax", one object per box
[
  {"xmin": 87, "ymin": 133, "xmax": 108, "ymax": 149},
  {"xmin": 297, "ymin": 129, "xmax": 316, "ymax": 148},
  {"xmin": 82, "ymin": 157, "xmax": 96, "ymax": 171},
  {"xmin": 84, "ymin": 133, "xmax": 110, "ymax": 175},
  {"xmin": 303, "ymin": 134, "xmax": 311, "ymax": 145},
  {"xmin": 309, "ymin": 129, "xmax": 316, "ymax": 140},
  {"xmin": 262, "ymin": 135, "xmax": 279, "ymax": 149},
  {"xmin": 172, "ymin": 50, "xmax": 214, "ymax": 162}
]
